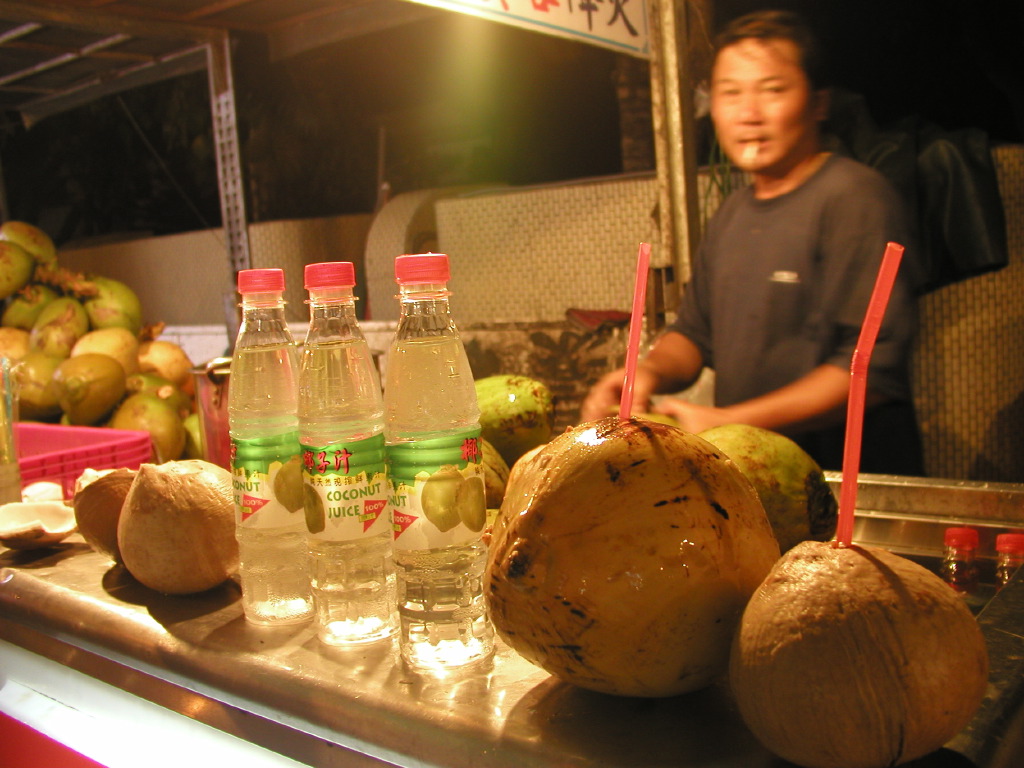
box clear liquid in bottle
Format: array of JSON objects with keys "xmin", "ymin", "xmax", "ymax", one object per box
[
  {"xmin": 229, "ymin": 268, "xmax": 314, "ymax": 626},
  {"xmin": 384, "ymin": 253, "xmax": 494, "ymax": 670},
  {"xmin": 299, "ymin": 262, "xmax": 396, "ymax": 645}
]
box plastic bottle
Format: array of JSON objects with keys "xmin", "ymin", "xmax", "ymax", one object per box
[
  {"xmin": 228, "ymin": 268, "xmax": 314, "ymax": 626},
  {"xmin": 940, "ymin": 526, "xmax": 980, "ymax": 597},
  {"xmin": 995, "ymin": 532, "xmax": 1024, "ymax": 591},
  {"xmin": 383, "ymin": 253, "xmax": 494, "ymax": 669},
  {"xmin": 298, "ymin": 261, "xmax": 396, "ymax": 645}
]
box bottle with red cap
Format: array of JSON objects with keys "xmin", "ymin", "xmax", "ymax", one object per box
[
  {"xmin": 995, "ymin": 532, "xmax": 1024, "ymax": 591},
  {"xmin": 940, "ymin": 526, "xmax": 980, "ymax": 597},
  {"xmin": 383, "ymin": 253, "xmax": 494, "ymax": 669},
  {"xmin": 228, "ymin": 268, "xmax": 314, "ymax": 626},
  {"xmin": 298, "ymin": 261, "xmax": 396, "ymax": 645}
]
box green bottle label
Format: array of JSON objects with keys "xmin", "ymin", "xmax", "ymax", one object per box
[
  {"xmin": 386, "ymin": 428, "xmax": 485, "ymax": 550},
  {"xmin": 301, "ymin": 434, "xmax": 388, "ymax": 541},
  {"xmin": 230, "ymin": 432, "xmax": 304, "ymax": 529}
]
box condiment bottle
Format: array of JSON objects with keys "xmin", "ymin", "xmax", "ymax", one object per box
[
  {"xmin": 383, "ymin": 253, "xmax": 494, "ymax": 669},
  {"xmin": 940, "ymin": 526, "xmax": 980, "ymax": 597},
  {"xmin": 298, "ymin": 261, "xmax": 396, "ymax": 645},
  {"xmin": 995, "ymin": 532, "xmax": 1024, "ymax": 591},
  {"xmin": 228, "ymin": 268, "xmax": 314, "ymax": 626}
]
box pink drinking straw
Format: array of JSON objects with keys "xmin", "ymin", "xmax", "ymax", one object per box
[
  {"xmin": 834, "ymin": 241, "xmax": 906, "ymax": 547},
  {"xmin": 619, "ymin": 242, "xmax": 652, "ymax": 419}
]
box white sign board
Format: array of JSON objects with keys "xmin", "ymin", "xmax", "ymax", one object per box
[{"xmin": 405, "ymin": 0, "xmax": 650, "ymax": 57}]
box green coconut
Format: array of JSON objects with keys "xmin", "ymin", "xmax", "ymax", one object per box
[
  {"xmin": 109, "ymin": 392, "xmax": 186, "ymax": 463},
  {"xmin": 71, "ymin": 326, "xmax": 140, "ymax": 377},
  {"xmin": 0, "ymin": 220, "xmax": 57, "ymax": 267},
  {"xmin": 83, "ymin": 276, "xmax": 143, "ymax": 334},
  {"xmin": 698, "ymin": 424, "xmax": 837, "ymax": 552},
  {"xmin": 125, "ymin": 372, "xmax": 191, "ymax": 418},
  {"xmin": 481, "ymin": 437, "xmax": 510, "ymax": 509},
  {"xmin": 2, "ymin": 283, "xmax": 59, "ymax": 330},
  {"xmin": 182, "ymin": 412, "xmax": 204, "ymax": 460},
  {"xmin": 53, "ymin": 353, "xmax": 127, "ymax": 425},
  {"xmin": 475, "ymin": 375, "xmax": 555, "ymax": 466},
  {"xmin": 15, "ymin": 350, "xmax": 64, "ymax": 420},
  {"xmin": 0, "ymin": 327, "xmax": 30, "ymax": 362},
  {"xmin": 29, "ymin": 296, "xmax": 89, "ymax": 359},
  {"xmin": 0, "ymin": 241, "xmax": 35, "ymax": 301}
]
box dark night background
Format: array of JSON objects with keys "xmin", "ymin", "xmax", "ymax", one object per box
[{"xmin": 0, "ymin": 0, "xmax": 1020, "ymax": 245}]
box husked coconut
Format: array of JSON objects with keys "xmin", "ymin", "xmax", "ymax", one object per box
[
  {"xmin": 486, "ymin": 416, "xmax": 780, "ymax": 697},
  {"xmin": 118, "ymin": 460, "xmax": 238, "ymax": 594},
  {"xmin": 73, "ymin": 467, "xmax": 137, "ymax": 563},
  {"xmin": 730, "ymin": 541, "xmax": 989, "ymax": 768}
]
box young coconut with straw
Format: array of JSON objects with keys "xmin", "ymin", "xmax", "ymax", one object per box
[{"xmin": 729, "ymin": 243, "xmax": 989, "ymax": 768}]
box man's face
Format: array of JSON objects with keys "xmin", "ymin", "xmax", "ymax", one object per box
[{"xmin": 710, "ymin": 38, "xmax": 827, "ymax": 186}]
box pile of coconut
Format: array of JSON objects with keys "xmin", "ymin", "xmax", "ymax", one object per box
[{"xmin": 0, "ymin": 220, "xmax": 200, "ymax": 462}]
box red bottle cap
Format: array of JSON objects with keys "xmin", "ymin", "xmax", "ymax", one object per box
[
  {"xmin": 996, "ymin": 532, "xmax": 1024, "ymax": 555},
  {"xmin": 944, "ymin": 527, "xmax": 979, "ymax": 549},
  {"xmin": 395, "ymin": 253, "xmax": 450, "ymax": 285},
  {"xmin": 238, "ymin": 268, "xmax": 285, "ymax": 294},
  {"xmin": 305, "ymin": 261, "xmax": 355, "ymax": 290}
]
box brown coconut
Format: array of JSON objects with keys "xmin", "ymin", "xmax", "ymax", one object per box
[
  {"xmin": 73, "ymin": 467, "xmax": 137, "ymax": 563},
  {"xmin": 117, "ymin": 460, "xmax": 238, "ymax": 595},
  {"xmin": 730, "ymin": 540, "xmax": 989, "ymax": 768}
]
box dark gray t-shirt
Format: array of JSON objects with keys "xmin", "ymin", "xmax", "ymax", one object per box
[{"xmin": 670, "ymin": 154, "xmax": 918, "ymax": 407}]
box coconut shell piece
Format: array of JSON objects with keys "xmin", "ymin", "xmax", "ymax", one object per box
[{"xmin": 0, "ymin": 501, "xmax": 76, "ymax": 550}]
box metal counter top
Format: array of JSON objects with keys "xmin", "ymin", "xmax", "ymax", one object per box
[{"xmin": 2, "ymin": 479, "xmax": 1023, "ymax": 767}]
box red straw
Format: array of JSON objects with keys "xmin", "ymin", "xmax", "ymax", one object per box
[
  {"xmin": 619, "ymin": 242, "xmax": 652, "ymax": 419},
  {"xmin": 834, "ymin": 242, "xmax": 905, "ymax": 547}
]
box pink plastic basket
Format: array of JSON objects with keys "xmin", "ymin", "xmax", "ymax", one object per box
[{"xmin": 16, "ymin": 422, "xmax": 152, "ymax": 498}]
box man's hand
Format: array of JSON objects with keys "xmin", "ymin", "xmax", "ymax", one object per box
[
  {"xmin": 653, "ymin": 398, "xmax": 734, "ymax": 433},
  {"xmin": 579, "ymin": 368, "xmax": 630, "ymax": 422}
]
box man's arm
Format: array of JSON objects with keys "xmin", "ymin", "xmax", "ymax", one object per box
[{"xmin": 655, "ymin": 362, "xmax": 890, "ymax": 435}]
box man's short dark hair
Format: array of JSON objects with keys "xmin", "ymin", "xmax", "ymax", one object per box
[{"xmin": 714, "ymin": 10, "xmax": 827, "ymax": 90}]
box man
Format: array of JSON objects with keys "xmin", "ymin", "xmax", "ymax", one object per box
[{"xmin": 581, "ymin": 10, "xmax": 923, "ymax": 475}]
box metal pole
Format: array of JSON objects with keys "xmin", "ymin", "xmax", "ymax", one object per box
[
  {"xmin": 206, "ymin": 32, "xmax": 248, "ymax": 345},
  {"xmin": 646, "ymin": 0, "xmax": 702, "ymax": 329}
]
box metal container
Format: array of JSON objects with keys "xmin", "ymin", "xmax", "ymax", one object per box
[{"xmin": 191, "ymin": 357, "xmax": 232, "ymax": 470}]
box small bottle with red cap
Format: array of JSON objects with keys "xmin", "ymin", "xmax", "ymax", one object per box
[
  {"xmin": 995, "ymin": 532, "xmax": 1024, "ymax": 591},
  {"xmin": 228, "ymin": 268, "xmax": 314, "ymax": 626},
  {"xmin": 383, "ymin": 253, "xmax": 494, "ymax": 669},
  {"xmin": 298, "ymin": 261, "xmax": 396, "ymax": 645},
  {"xmin": 940, "ymin": 526, "xmax": 980, "ymax": 597}
]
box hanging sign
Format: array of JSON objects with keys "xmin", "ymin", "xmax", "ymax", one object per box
[{"xmin": 405, "ymin": 0, "xmax": 650, "ymax": 57}]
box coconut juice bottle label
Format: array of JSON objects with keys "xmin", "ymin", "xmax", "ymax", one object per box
[
  {"xmin": 301, "ymin": 433, "xmax": 388, "ymax": 541},
  {"xmin": 231, "ymin": 432, "xmax": 305, "ymax": 529},
  {"xmin": 387, "ymin": 429, "xmax": 485, "ymax": 551}
]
